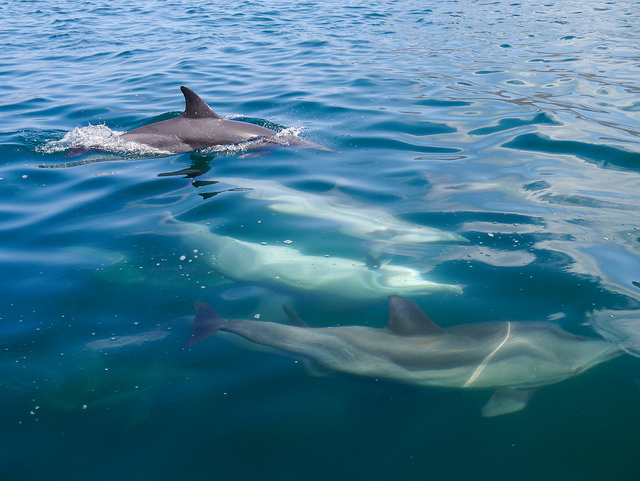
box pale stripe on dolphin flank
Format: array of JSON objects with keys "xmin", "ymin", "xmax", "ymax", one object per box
[{"xmin": 463, "ymin": 322, "xmax": 511, "ymax": 387}]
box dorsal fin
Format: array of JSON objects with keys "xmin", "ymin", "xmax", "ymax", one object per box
[
  {"xmin": 387, "ymin": 295, "xmax": 445, "ymax": 336},
  {"xmin": 180, "ymin": 86, "xmax": 221, "ymax": 119}
]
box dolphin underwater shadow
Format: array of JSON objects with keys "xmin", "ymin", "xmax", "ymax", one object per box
[
  {"xmin": 181, "ymin": 295, "xmax": 622, "ymax": 417},
  {"xmin": 120, "ymin": 86, "xmax": 332, "ymax": 154},
  {"xmin": 192, "ymin": 176, "xmax": 467, "ymax": 245}
]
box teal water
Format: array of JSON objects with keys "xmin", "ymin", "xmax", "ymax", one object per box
[{"xmin": 2, "ymin": 0, "xmax": 640, "ymax": 479}]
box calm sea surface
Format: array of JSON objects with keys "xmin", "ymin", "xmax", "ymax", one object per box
[{"xmin": 2, "ymin": 1, "xmax": 640, "ymax": 480}]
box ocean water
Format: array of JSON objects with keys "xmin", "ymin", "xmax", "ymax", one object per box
[{"xmin": 2, "ymin": 0, "xmax": 640, "ymax": 479}]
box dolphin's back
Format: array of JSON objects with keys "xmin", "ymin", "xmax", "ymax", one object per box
[
  {"xmin": 119, "ymin": 86, "xmax": 276, "ymax": 152},
  {"xmin": 121, "ymin": 116, "xmax": 276, "ymax": 152}
]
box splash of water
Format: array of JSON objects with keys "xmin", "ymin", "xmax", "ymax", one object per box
[{"xmin": 39, "ymin": 124, "xmax": 172, "ymax": 157}]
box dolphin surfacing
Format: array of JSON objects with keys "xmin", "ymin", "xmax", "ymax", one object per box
[
  {"xmin": 120, "ymin": 86, "xmax": 330, "ymax": 154},
  {"xmin": 182, "ymin": 296, "xmax": 621, "ymax": 416},
  {"xmin": 120, "ymin": 86, "xmax": 276, "ymax": 153}
]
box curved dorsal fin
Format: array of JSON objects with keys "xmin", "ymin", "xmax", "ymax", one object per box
[
  {"xmin": 180, "ymin": 86, "xmax": 221, "ymax": 119},
  {"xmin": 387, "ymin": 295, "xmax": 446, "ymax": 336}
]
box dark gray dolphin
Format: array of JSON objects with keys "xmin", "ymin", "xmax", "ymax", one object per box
[
  {"xmin": 121, "ymin": 86, "xmax": 331, "ymax": 154},
  {"xmin": 181, "ymin": 296, "xmax": 622, "ymax": 416},
  {"xmin": 119, "ymin": 86, "xmax": 277, "ymax": 153}
]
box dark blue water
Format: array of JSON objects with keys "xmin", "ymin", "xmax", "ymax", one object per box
[{"xmin": 2, "ymin": 1, "xmax": 640, "ymax": 479}]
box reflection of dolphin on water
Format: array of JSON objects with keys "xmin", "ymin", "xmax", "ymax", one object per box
[
  {"xmin": 180, "ymin": 223, "xmax": 463, "ymax": 304},
  {"xmin": 182, "ymin": 296, "xmax": 621, "ymax": 417},
  {"xmin": 120, "ymin": 86, "xmax": 331, "ymax": 154},
  {"xmin": 199, "ymin": 177, "xmax": 466, "ymax": 244}
]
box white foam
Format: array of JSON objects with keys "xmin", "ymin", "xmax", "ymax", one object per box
[
  {"xmin": 200, "ymin": 126, "xmax": 306, "ymax": 154},
  {"xmin": 40, "ymin": 124, "xmax": 172, "ymax": 156}
]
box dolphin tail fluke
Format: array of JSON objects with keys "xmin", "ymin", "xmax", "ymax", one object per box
[
  {"xmin": 180, "ymin": 302, "xmax": 226, "ymax": 350},
  {"xmin": 481, "ymin": 388, "xmax": 537, "ymax": 417}
]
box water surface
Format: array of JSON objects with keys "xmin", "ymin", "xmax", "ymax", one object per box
[{"xmin": 2, "ymin": 1, "xmax": 640, "ymax": 480}]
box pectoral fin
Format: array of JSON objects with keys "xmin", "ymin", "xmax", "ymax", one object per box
[{"xmin": 481, "ymin": 388, "xmax": 537, "ymax": 417}]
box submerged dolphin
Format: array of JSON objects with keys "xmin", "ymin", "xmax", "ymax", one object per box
[
  {"xmin": 179, "ymin": 223, "xmax": 463, "ymax": 304},
  {"xmin": 182, "ymin": 296, "xmax": 621, "ymax": 416},
  {"xmin": 85, "ymin": 330, "xmax": 170, "ymax": 351},
  {"xmin": 120, "ymin": 86, "xmax": 330, "ymax": 153},
  {"xmin": 204, "ymin": 177, "xmax": 466, "ymax": 244}
]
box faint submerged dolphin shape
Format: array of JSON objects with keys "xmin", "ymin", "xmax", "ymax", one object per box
[
  {"xmin": 120, "ymin": 86, "xmax": 330, "ymax": 154},
  {"xmin": 181, "ymin": 296, "xmax": 621, "ymax": 416},
  {"xmin": 85, "ymin": 330, "xmax": 170, "ymax": 350},
  {"xmin": 201, "ymin": 177, "xmax": 466, "ymax": 244}
]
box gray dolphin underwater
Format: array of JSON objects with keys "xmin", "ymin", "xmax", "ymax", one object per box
[
  {"xmin": 182, "ymin": 295, "xmax": 622, "ymax": 416},
  {"xmin": 120, "ymin": 86, "xmax": 331, "ymax": 153}
]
